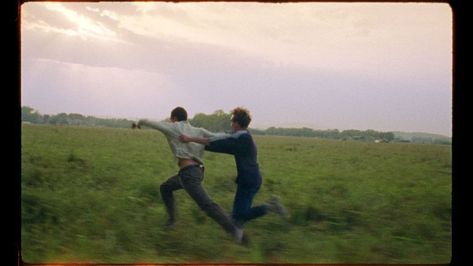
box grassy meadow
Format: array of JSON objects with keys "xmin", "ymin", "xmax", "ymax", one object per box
[{"xmin": 21, "ymin": 124, "xmax": 451, "ymax": 264}]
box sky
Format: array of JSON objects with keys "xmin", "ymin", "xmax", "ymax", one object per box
[{"xmin": 21, "ymin": 2, "xmax": 452, "ymax": 136}]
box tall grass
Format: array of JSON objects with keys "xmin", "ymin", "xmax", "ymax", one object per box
[{"xmin": 21, "ymin": 124, "xmax": 451, "ymax": 264}]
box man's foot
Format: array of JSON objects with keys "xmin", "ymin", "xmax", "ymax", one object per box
[
  {"xmin": 164, "ymin": 219, "xmax": 176, "ymax": 230},
  {"xmin": 234, "ymin": 227, "xmax": 243, "ymax": 242},
  {"xmin": 234, "ymin": 228, "xmax": 250, "ymax": 246},
  {"xmin": 265, "ymin": 196, "xmax": 289, "ymax": 219},
  {"xmin": 241, "ymin": 233, "xmax": 250, "ymax": 246}
]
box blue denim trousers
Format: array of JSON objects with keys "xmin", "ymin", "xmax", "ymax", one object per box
[{"xmin": 232, "ymin": 184, "xmax": 268, "ymax": 227}]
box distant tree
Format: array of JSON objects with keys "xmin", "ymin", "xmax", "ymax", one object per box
[
  {"xmin": 43, "ymin": 114, "xmax": 50, "ymax": 124},
  {"xmin": 21, "ymin": 106, "xmax": 43, "ymax": 123},
  {"xmin": 190, "ymin": 110, "xmax": 232, "ymax": 132},
  {"xmin": 68, "ymin": 113, "xmax": 85, "ymax": 125},
  {"xmin": 49, "ymin": 113, "xmax": 69, "ymax": 125},
  {"xmin": 380, "ymin": 132, "xmax": 395, "ymax": 142}
]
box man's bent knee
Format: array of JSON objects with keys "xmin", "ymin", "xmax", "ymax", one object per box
[
  {"xmin": 199, "ymin": 200, "xmax": 220, "ymax": 213},
  {"xmin": 160, "ymin": 183, "xmax": 173, "ymax": 194}
]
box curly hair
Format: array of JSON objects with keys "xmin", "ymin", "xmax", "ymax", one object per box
[
  {"xmin": 171, "ymin": 107, "xmax": 188, "ymax": 121},
  {"xmin": 231, "ymin": 107, "xmax": 252, "ymax": 128}
]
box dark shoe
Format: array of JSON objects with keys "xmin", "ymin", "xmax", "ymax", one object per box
[
  {"xmin": 164, "ymin": 219, "xmax": 176, "ymax": 230},
  {"xmin": 241, "ymin": 233, "xmax": 250, "ymax": 246}
]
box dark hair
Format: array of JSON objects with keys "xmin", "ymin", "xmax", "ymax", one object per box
[
  {"xmin": 231, "ymin": 107, "xmax": 251, "ymax": 128},
  {"xmin": 171, "ymin": 107, "xmax": 188, "ymax": 121}
]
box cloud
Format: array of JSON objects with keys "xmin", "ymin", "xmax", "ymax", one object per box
[
  {"xmin": 22, "ymin": 2, "xmax": 451, "ymax": 77},
  {"xmin": 23, "ymin": 19, "xmax": 78, "ymax": 37},
  {"xmin": 106, "ymin": 2, "xmax": 451, "ymax": 77},
  {"xmin": 100, "ymin": 10, "xmax": 120, "ymax": 21},
  {"xmin": 85, "ymin": 6, "xmax": 100, "ymax": 13},
  {"xmin": 23, "ymin": 3, "xmax": 123, "ymax": 43}
]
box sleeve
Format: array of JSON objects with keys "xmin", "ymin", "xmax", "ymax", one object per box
[
  {"xmin": 138, "ymin": 119, "xmax": 178, "ymax": 138},
  {"xmin": 205, "ymin": 132, "xmax": 250, "ymax": 155},
  {"xmin": 199, "ymin": 128, "xmax": 230, "ymax": 140}
]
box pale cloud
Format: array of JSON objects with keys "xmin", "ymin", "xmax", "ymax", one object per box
[
  {"xmin": 117, "ymin": 3, "xmax": 301, "ymax": 56},
  {"xmin": 85, "ymin": 6, "xmax": 100, "ymax": 13},
  {"xmin": 131, "ymin": 2, "xmax": 158, "ymax": 14},
  {"xmin": 23, "ymin": 2, "xmax": 451, "ymax": 76},
  {"xmin": 23, "ymin": 19, "xmax": 78, "ymax": 37},
  {"xmin": 24, "ymin": 3, "xmax": 122, "ymax": 43},
  {"xmin": 112, "ymin": 2, "xmax": 451, "ymax": 77},
  {"xmin": 100, "ymin": 10, "xmax": 120, "ymax": 21},
  {"xmin": 22, "ymin": 6, "xmax": 77, "ymax": 36}
]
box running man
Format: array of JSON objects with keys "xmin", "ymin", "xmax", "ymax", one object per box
[
  {"xmin": 132, "ymin": 107, "xmax": 247, "ymax": 244},
  {"xmin": 179, "ymin": 107, "xmax": 288, "ymax": 230}
]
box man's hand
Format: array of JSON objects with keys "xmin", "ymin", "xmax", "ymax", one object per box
[
  {"xmin": 132, "ymin": 122, "xmax": 141, "ymax": 129},
  {"xmin": 179, "ymin": 134, "xmax": 191, "ymax": 143}
]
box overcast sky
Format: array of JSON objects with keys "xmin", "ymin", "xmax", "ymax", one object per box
[{"xmin": 21, "ymin": 2, "xmax": 452, "ymax": 136}]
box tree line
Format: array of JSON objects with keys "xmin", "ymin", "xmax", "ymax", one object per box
[
  {"xmin": 22, "ymin": 106, "xmax": 451, "ymax": 144},
  {"xmin": 250, "ymin": 127, "xmax": 395, "ymax": 142},
  {"xmin": 21, "ymin": 106, "xmax": 134, "ymax": 128}
]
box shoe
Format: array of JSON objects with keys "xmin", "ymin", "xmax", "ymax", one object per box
[
  {"xmin": 266, "ymin": 196, "xmax": 289, "ymax": 219},
  {"xmin": 234, "ymin": 228, "xmax": 250, "ymax": 246},
  {"xmin": 241, "ymin": 232, "xmax": 250, "ymax": 246},
  {"xmin": 234, "ymin": 227, "xmax": 244, "ymax": 243},
  {"xmin": 164, "ymin": 219, "xmax": 176, "ymax": 230}
]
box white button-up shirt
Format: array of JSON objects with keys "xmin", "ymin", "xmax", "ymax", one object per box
[{"xmin": 137, "ymin": 119, "xmax": 226, "ymax": 164}]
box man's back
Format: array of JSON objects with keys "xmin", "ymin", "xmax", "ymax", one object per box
[{"xmin": 138, "ymin": 119, "xmax": 221, "ymax": 164}]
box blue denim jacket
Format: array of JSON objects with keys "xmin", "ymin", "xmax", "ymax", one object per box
[{"xmin": 206, "ymin": 130, "xmax": 262, "ymax": 188}]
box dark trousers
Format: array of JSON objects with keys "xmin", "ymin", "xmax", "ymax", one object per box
[
  {"xmin": 232, "ymin": 185, "xmax": 268, "ymax": 228},
  {"xmin": 160, "ymin": 165, "xmax": 237, "ymax": 235}
]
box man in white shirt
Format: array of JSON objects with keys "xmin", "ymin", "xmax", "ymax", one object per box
[{"xmin": 132, "ymin": 107, "xmax": 247, "ymax": 244}]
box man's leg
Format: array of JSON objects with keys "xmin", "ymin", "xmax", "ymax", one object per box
[
  {"xmin": 232, "ymin": 185, "xmax": 267, "ymax": 227},
  {"xmin": 160, "ymin": 174, "xmax": 183, "ymax": 226},
  {"xmin": 178, "ymin": 166, "xmax": 239, "ymax": 236}
]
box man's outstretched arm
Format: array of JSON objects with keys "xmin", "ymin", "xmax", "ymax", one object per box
[
  {"xmin": 180, "ymin": 133, "xmax": 243, "ymax": 155},
  {"xmin": 179, "ymin": 134, "xmax": 209, "ymax": 145},
  {"xmin": 132, "ymin": 119, "xmax": 177, "ymax": 137}
]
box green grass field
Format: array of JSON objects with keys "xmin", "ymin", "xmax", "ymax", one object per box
[{"xmin": 21, "ymin": 124, "xmax": 451, "ymax": 264}]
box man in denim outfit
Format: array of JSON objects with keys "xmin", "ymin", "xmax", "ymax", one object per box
[{"xmin": 180, "ymin": 107, "xmax": 288, "ymax": 231}]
